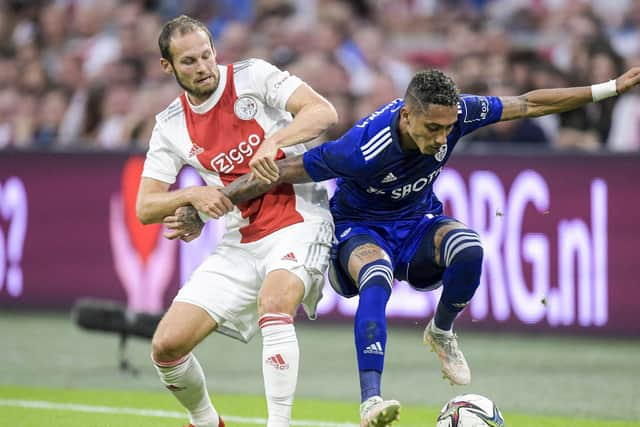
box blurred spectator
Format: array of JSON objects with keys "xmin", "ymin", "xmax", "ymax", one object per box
[
  {"xmin": 0, "ymin": 87, "xmax": 19, "ymax": 148},
  {"xmin": 18, "ymin": 58, "xmax": 48, "ymax": 93},
  {"xmin": 556, "ymin": 46, "xmax": 623, "ymax": 151},
  {"xmin": 527, "ymin": 61, "xmax": 568, "ymax": 143},
  {"xmin": 606, "ymin": 90, "xmax": 640, "ymax": 152},
  {"xmin": 32, "ymin": 86, "xmax": 70, "ymax": 149},
  {"xmin": 288, "ymin": 52, "xmax": 350, "ymax": 100},
  {"xmin": 0, "ymin": 49, "xmax": 18, "ymax": 88},
  {"xmin": 121, "ymin": 81, "xmax": 180, "ymax": 150},
  {"xmin": 215, "ymin": 21, "xmax": 252, "ymax": 64},
  {"xmin": 347, "ymin": 24, "xmax": 413, "ymax": 96},
  {"xmin": 452, "ymin": 53, "xmax": 487, "ymax": 94},
  {"xmin": 353, "ymin": 72, "xmax": 402, "ymax": 121},
  {"xmin": 114, "ymin": 2, "xmax": 145, "ymax": 60},
  {"xmin": 37, "ymin": 2, "xmax": 69, "ymax": 77},
  {"xmin": 324, "ymin": 92, "xmax": 355, "ymax": 140},
  {"xmin": 607, "ymin": 55, "xmax": 640, "ymax": 152},
  {"xmin": 94, "ymin": 82, "xmax": 134, "ymax": 149},
  {"xmin": 69, "ymin": 0, "xmax": 120, "ymax": 80}
]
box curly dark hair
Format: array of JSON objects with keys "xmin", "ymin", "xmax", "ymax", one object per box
[
  {"xmin": 404, "ymin": 69, "xmax": 459, "ymax": 112},
  {"xmin": 158, "ymin": 15, "xmax": 214, "ymax": 63}
]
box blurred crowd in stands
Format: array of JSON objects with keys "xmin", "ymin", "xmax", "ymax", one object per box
[{"xmin": 1, "ymin": 0, "xmax": 640, "ymax": 152}]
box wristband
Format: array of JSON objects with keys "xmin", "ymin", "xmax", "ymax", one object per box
[{"xmin": 591, "ymin": 79, "xmax": 617, "ymax": 102}]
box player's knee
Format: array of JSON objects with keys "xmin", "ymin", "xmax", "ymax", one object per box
[
  {"xmin": 151, "ymin": 331, "xmax": 190, "ymax": 363},
  {"xmin": 454, "ymin": 243, "xmax": 483, "ymax": 269},
  {"xmin": 440, "ymin": 228, "xmax": 483, "ymax": 269},
  {"xmin": 258, "ymin": 291, "xmax": 301, "ymax": 317},
  {"xmin": 259, "ymin": 297, "xmax": 295, "ymax": 317},
  {"xmin": 258, "ymin": 273, "xmax": 305, "ymax": 316},
  {"xmin": 443, "ymin": 235, "xmax": 483, "ymax": 292}
]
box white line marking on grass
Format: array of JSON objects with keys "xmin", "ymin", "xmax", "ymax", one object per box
[{"xmin": 0, "ymin": 399, "xmax": 359, "ymax": 427}]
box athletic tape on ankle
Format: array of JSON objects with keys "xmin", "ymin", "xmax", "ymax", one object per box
[{"xmin": 591, "ymin": 79, "xmax": 617, "ymax": 102}]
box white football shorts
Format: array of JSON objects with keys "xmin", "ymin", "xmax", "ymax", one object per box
[{"xmin": 174, "ymin": 219, "xmax": 334, "ymax": 343}]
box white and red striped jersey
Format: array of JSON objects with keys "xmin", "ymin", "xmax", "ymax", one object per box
[{"xmin": 142, "ymin": 58, "xmax": 331, "ymax": 243}]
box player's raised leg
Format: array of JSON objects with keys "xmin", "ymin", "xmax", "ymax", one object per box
[
  {"xmin": 152, "ymin": 302, "xmax": 223, "ymax": 427},
  {"xmin": 409, "ymin": 220, "xmax": 483, "ymax": 385},
  {"xmin": 258, "ymin": 269, "xmax": 306, "ymax": 427},
  {"xmin": 340, "ymin": 237, "xmax": 400, "ymax": 427}
]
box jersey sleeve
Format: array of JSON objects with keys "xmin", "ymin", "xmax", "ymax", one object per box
[
  {"xmin": 457, "ymin": 95, "xmax": 503, "ymax": 136},
  {"xmin": 141, "ymin": 122, "xmax": 184, "ymax": 184},
  {"xmin": 302, "ymin": 126, "xmax": 369, "ymax": 181},
  {"xmin": 250, "ymin": 58, "xmax": 304, "ymax": 111}
]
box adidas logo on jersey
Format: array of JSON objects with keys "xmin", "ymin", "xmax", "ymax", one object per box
[
  {"xmin": 363, "ymin": 341, "xmax": 384, "ymax": 356},
  {"xmin": 281, "ymin": 252, "xmax": 298, "ymax": 262},
  {"xmin": 381, "ymin": 172, "xmax": 397, "ymax": 183},
  {"xmin": 188, "ymin": 142, "xmax": 204, "ymax": 158}
]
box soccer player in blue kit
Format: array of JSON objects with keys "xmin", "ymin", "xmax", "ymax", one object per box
[{"xmin": 165, "ymin": 67, "xmax": 640, "ymax": 427}]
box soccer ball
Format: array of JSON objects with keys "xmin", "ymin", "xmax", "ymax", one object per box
[{"xmin": 436, "ymin": 394, "xmax": 505, "ymax": 427}]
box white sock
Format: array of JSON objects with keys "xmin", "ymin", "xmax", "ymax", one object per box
[
  {"xmin": 260, "ymin": 313, "xmax": 299, "ymax": 427},
  {"xmin": 431, "ymin": 319, "xmax": 453, "ymax": 336},
  {"xmin": 153, "ymin": 353, "xmax": 219, "ymax": 427}
]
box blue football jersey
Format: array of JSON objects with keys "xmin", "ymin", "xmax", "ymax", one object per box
[{"xmin": 303, "ymin": 95, "xmax": 503, "ymax": 222}]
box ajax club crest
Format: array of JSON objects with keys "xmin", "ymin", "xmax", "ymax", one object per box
[
  {"xmin": 234, "ymin": 96, "xmax": 258, "ymax": 120},
  {"xmin": 435, "ymin": 144, "xmax": 448, "ymax": 162}
]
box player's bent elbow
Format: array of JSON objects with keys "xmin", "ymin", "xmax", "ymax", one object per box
[
  {"xmin": 135, "ymin": 202, "xmax": 155, "ymax": 225},
  {"xmin": 309, "ymin": 100, "xmax": 338, "ymax": 130},
  {"xmin": 324, "ymin": 103, "xmax": 339, "ymax": 128},
  {"xmin": 136, "ymin": 211, "xmax": 153, "ymax": 225}
]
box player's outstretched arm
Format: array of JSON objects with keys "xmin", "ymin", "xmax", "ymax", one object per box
[
  {"xmin": 499, "ymin": 66, "xmax": 640, "ymax": 121},
  {"xmin": 222, "ymin": 154, "xmax": 312, "ymax": 204}
]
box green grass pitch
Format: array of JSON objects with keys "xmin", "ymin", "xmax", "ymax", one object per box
[
  {"xmin": 1, "ymin": 311, "xmax": 638, "ymax": 426},
  {"xmin": 1, "ymin": 386, "xmax": 638, "ymax": 427}
]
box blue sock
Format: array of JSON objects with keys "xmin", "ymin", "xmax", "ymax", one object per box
[
  {"xmin": 359, "ymin": 370, "xmax": 381, "ymax": 402},
  {"xmin": 354, "ymin": 260, "xmax": 393, "ymax": 402},
  {"xmin": 435, "ymin": 229, "xmax": 483, "ymax": 331}
]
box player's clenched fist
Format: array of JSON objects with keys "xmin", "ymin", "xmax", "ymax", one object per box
[
  {"xmin": 189, "ymin": 186, "xmax": 233, "ymax": 219},
  {"xmin": 249, "ymin": 140, "xmax": 280, "ymax": 184},
  {"xmin": 162, "ymin": 206, "xmax": 204, "ymax": 242},
  {"xmin": 163, "ymin": 206, "xmax": 204, "ymax": 241}
]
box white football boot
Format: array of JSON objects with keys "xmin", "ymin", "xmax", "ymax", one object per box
[
  {"xmin": 423, "ymin": 319, "xmax": 471, "ymax": 385},
  {"xmin": 359, "ymin": 396, "xmax": 401, "ymax": 427}
]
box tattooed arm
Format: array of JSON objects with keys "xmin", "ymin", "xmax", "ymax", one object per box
[
  {"xmin": 163, "ymin": 154, "xmax": 313, "ymax": 240},
  {"xmin": 499, "ymin": 66, "xmax": 640, "ymax": 121},
  {"xmin": 163, "ymin": 204, "xmax": 206, "ymax": 241},
  {"xmin": 221, "ymin": 154, "xmax": 312, "ymax": 203},
  {"xmin": 499, "ymin": 89, "xmax": 594, "ymax": 121}
]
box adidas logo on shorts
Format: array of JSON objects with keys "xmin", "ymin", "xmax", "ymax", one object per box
[{"xmin": 281, "ymin": 252, "xmax": 297, "ymax": 262}]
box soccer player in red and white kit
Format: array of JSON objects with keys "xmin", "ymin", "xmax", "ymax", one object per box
[{"xmin": 136, "ymin": 15, "xmax": 337, "ymax": 427}]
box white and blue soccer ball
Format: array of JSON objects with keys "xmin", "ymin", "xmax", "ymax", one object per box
[{"xmin": 436, "ymin": 394, "xmax": 505, "ymax": 427}]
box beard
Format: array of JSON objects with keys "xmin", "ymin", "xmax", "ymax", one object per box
[{"xmin": 174, "ymin": 71, "xmax": 217, "ymax": 102}]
